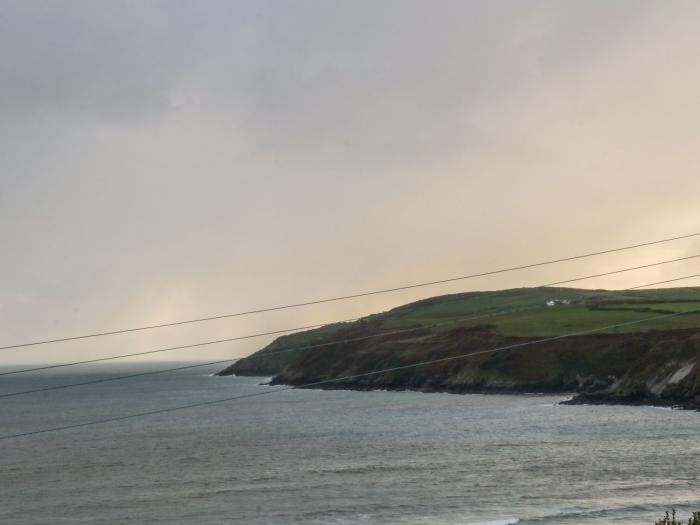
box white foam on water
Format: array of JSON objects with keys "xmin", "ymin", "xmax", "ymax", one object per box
[{"xmin": 454, "ymin": 519, "xmax": 519, "ymax": 525}]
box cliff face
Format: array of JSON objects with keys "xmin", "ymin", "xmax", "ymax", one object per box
[
  {"xmin": 218, "ymin": 287, "xmax": 700, "ymax": 408},
  {"xmin": 219, "ymin": 322, "xmax": 352, "ymax": 377},
  {"xmin": 567, "ymin": 331, "xmax": 700, "ymax": 409}
]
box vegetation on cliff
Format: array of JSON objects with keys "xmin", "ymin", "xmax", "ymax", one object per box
[
  {"xmin": 655, "ymin": 509, "xmax": 700, "ymax": 524},
  {"xmin": 219, "ymin": 287, "xmax": 700, "ymax": 407}
]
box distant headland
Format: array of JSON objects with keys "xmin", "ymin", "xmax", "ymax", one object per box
[{"xmin": 219, "ymin": 287, "xmax": 700, "ymax": 410}]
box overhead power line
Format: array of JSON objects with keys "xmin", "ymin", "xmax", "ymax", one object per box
[
  {"xmin": 627, "ymin": 275, "xmax": 700, "ymax": 290},
  {"xmin": 2, "ymin": 271, "xmax": 699, "ymax": 399},
  {"xmin": 2, "ymin": 255, "xmax": 698, "ymax": 378},
  {"xmin": 1, "ymin": 231, "xmax": 699, "ymax": 352},
  {"xmin": 0, "ymin": 360, "xmax": 242, "ymax": 399},
  {"xmin": 0, "ymin": 320, "xmax": 360, "ymax": 376},
  {"xmin": 2, "ymin": 306, "xmax": 699, "ymax": 441}
]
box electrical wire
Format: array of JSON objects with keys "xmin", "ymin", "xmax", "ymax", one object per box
[
  {"xmin": 2, "ymin": 232, "xmax": 698, "ymax": 352},
  {"xmin": 2, "ymin": 306, "xmax": 698, "ymax": 441},
  {"xmin": 3, "ymin": 255, "xmax": 698, "ymax": 377},
  {"xmin": 2, "ymin": 272, "xmax": 698, "ymax": 399}
]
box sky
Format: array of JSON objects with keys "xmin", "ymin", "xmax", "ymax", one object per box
[{"xmin": 1, "ymin": 0, "xmax": 699, "ymax": 366}]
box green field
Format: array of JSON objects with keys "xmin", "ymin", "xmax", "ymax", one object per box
[
  {"xmin": 596, "ymin": 302, "xmax": 700, "ymax": 313},
  {"xmin": 379, "ymin": 287, "xmax": 700, "ymax": 337}
]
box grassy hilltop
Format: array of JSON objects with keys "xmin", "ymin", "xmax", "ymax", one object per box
[{"xmin": 219, "ymin": 287, "xmax": 700, "ymax": 408}]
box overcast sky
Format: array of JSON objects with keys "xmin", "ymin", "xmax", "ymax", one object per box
[{"xmin": 1, "ymin": 1, "xmax": 699, "ymax": 366}]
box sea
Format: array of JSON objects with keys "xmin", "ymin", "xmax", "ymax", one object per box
[{"xmin": 1, "ymin": 362, "xmax": 699, "ymax": 525}]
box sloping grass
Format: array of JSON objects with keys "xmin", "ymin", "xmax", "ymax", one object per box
[{"xmin": 379, "ymin": 287, "xmax": 700, "ymax": 337}]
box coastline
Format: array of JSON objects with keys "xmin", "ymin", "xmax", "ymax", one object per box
[
  {"xmin": 562, "ymin": 392, "xmax": 700, "ymax": 411},
  {"xmin": 220, "ymin": 289, "xmax": 700, "ymax": 413},
  {"xmin": 243, "ymin": 374, "xmax": 699, "ymax": 411}
]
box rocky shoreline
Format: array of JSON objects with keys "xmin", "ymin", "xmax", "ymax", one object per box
[
  {"xmin": 562, "ymin": 392, "xmax": 700, "ymax": 411},
  {"xmin": 260, "ymin": 376, "xmax": 700, "ymax": 410}
]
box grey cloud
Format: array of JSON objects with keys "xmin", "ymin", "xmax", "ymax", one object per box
[
  {"xmin": 0, "ymin": 1, "xmax": 659, "ymax": 129},
  {"xmin": 0, "ymin": 1, "xmax": 186, "ymax": 122}
]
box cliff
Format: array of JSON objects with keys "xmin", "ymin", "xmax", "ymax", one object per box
[
  {"xmin": 218, "ymin": 287, "xmax": 700, "ymax": 408},
  {"xmin": 565, "ymin": 330, "xmax": 700, "ymax": 409}
]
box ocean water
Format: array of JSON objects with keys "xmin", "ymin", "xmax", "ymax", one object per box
[{"xmin": 1, "ymin": 363, "xmax": 699, "ymax": 525}]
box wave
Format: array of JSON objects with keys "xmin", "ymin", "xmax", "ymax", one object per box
[{"xmin": 455, "ymin": 518, "xmax": 520, "ymax": 525}]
